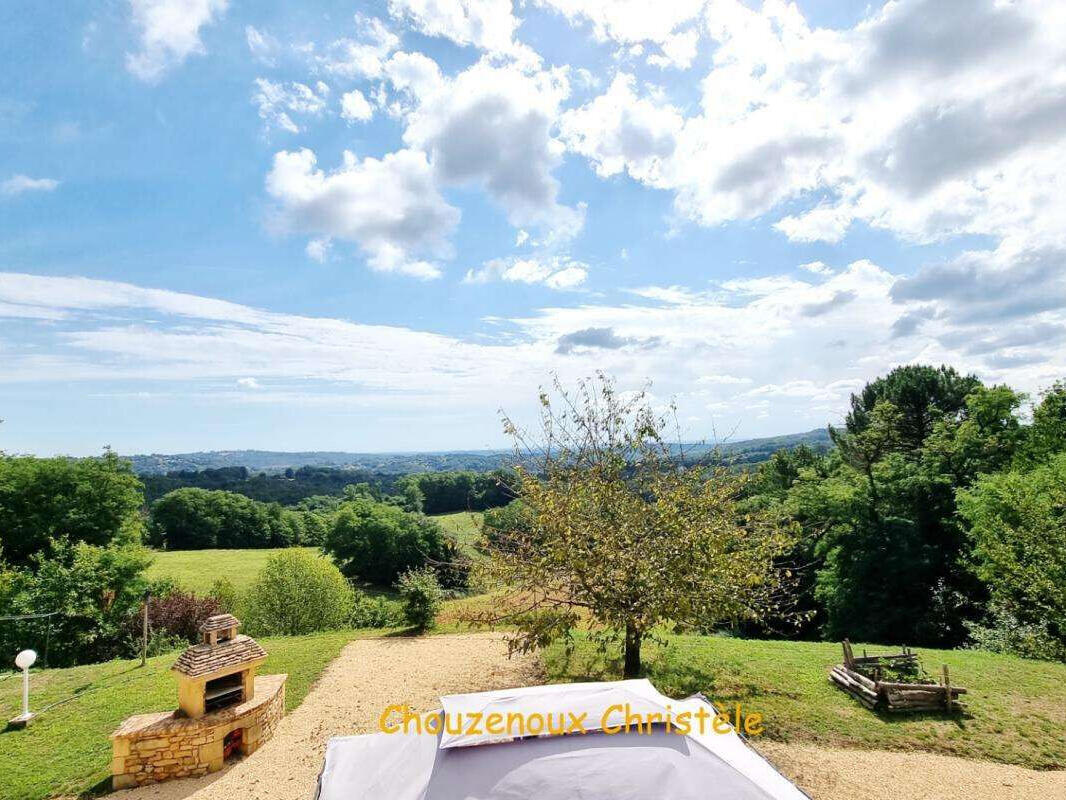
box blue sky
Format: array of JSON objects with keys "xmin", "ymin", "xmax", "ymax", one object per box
[{"xmin": 1, "ymin": 0, "xmax": 1064, "ymax": 456}]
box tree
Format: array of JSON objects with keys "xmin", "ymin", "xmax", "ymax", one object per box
[
  {"xmin": 958, "ymin": 453, "xmax": 1066, "ymax": 655},
  {"xmin": 477, "ymin": 375, "xmax": 796, "ymax": 677},
  {"xmin": 149, "ymin": 488, "xmax": 310, "ymax": 549},
  {"xmin": 1019, "ymin": 381, "xmax": 1066, "ymax": 466},
  {"xmin": 844, "ymin": 365, "xmax": 981, "ymax": 452},
  {"xmin": 324, "ymin": 498, "xmax": 448, "ymax": 586},
  {"xmin": 0, "ymin": 450, "xmax": 145, "ymax": 566}
]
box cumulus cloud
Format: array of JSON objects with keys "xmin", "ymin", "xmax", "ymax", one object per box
[
  {"xmin": 464, "ymin": 256, "xmax": 588, "ymax": 289},
  {"xmin": 1, "ymin": 175, "xmax": 59, "ymax": 197},
  {"xmin": 559, "ymin": 0, "xmax": 1066, "ymax": 254},
  {"xmin": 317, "ymin": 15, "xmax": 400, "ymax": 79},
  {"xmin": 253, "ymin": 79, "xmax": 330, "ymax": 134},
  {"xmin": 402, "ymin": 60, "xmax": 584, "ymax": 239},
  {"xmin": 126, "ymin": 0, "xmax": 228, "ymax": 82},
  {"xmin": 559, "ymin": 74, "xmax": 683, "ymax": 182},
  {"xmin": 536, "ymin": 0, "xmax": 705, "ymax": 69},
  {"xmin": 265, "ymin": 148, "xmax": 460, "ymax": 278},
  {"xmin": 340, "ymin": 89, "xmax": 374, "ymax": 123},
  {"xmin": 387, "ymin": 0, "xmax": 520, "ymax": 55}
]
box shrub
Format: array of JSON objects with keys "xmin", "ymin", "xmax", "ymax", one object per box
[
  {"xmin": 243, "ymin": 549, "xmax": 354, "ymax": 636},
  {"xmin": 208, "ymin": 576, "xmax": 242, "ymax": 616},
  {"xmin": 966, "ymin": 603, "xmax": 1066, "ymax": 662},
  {"xmin": 397, "ymin": 568, "xmax": 443, "ymax": 631},
  {"xmin": 135, "ymin": 589, "xmax": 221, "ymax": 644},
  {"xmin": 350, "ymin": 593, "xmax": 406, "ymax": 628}
]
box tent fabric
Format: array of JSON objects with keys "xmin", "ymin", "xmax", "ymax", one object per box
[{"xmin": 315, "ymin": 679, "xmax": 809, "ymax": 800}]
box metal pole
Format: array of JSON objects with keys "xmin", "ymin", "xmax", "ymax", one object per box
[{"xmin": 22, "ymin": 666, "xmax": 30, "ymax": 717}]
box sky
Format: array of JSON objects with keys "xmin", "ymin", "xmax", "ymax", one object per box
[{"xmin": 1, "ymin": 0, "xmax": 1065, "ymax": 457}]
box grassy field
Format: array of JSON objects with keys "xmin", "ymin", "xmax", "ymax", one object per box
[
  {"xmin": 145, "ymin": 547, "xmax": 320, "ymax": 594},
  {"xmin": 0, "ymin": 628, "xmax": 374, "ymax": 800},
  {"xmin": 431, "ymin": 510, "xmax": 484, "ymax": 554},
  {"xmin": 147, "ymin": 513, "xmax": 481, "ymax": 595},
  {"xmin": 543, "ymin": 633, "xmax": 1066, "ymax": 770}
]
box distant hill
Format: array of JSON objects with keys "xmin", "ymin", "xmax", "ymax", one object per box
[{"xmin": 123, "ymin": 428, "xmax": 831, "ymax": 476}]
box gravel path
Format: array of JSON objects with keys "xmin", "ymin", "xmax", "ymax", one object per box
[{"xmin": 109, "ymin": 632, "xmax": 1065, "ymax": 800}]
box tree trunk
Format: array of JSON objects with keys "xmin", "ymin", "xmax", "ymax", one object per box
[{"xmin": 623, "ymin": 623, "xmax": 642, "ymax": 678}]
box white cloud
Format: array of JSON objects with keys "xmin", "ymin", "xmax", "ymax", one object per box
[
  {"xmin": 799, "ymin": 261, "xmax": 833, "ymax": 277},
  {"xmin": 265, "ymin": 148, "xmax": 459, "ymax": 278},
  {"xmin": 317, "ymin": 15, "xmax": 399, "ymax": 80},
  {"xmin": 236, "ymin": 377, "xmax": 261, "ymax": 389},
  {"xmin": 340, "ymin": 89, "xmax": 374, "ymax": 123},
  {"xmin": 3, "ymin": 263, "xmax": 1064, "ymax": 437},
  {"xmin": 246, "ymin": 25, "xmax": 279, "ymax": 65},
  {"xmin": 562, "ymin": 0, "xmax": 1066, "ymax": 256},
  {"xmin": 126, "ymin": 0, "xmax": 228, "ymax": 82},
  {"xmin": 560, "ymin": 74, "xmax": 683, "ymax": 183},
  {"xmin": 402, "ymin": 59, "xmax": 584, "ymax": 239},
  {"xmin": 252, "ymin": 79, "xmax": 330, "ymax": 134},
  {"xmin": 387, "ymin": 0, "xmax": 519, "ymax": 54},
  {"xmin": 464, "ymin": 256, "xmax": 588, "ymax": 289},
  {"xmin": 1, "ymin": 175, "xmax": 59, "ymax": 197},
  {"xmin": 536, "ymin": 0, "xmax": 705, "ymax": 69},
  {"xmin": 305, "ymin": 237, "xmax": 332, "ymax": 262}
]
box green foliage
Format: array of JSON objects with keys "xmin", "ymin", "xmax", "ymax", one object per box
[
  {"xmin": 397, "ymin": 567, "xmax": 443, "ymax": 630},
  {"xmin": 0, "ymin": 540, "xmax": 151, "ymax": 667},
  {"xmin": 148, "ymin": 487, "xmax": 314, "ymax": 549},
  {"xmin": 242, "ymin": 549, "xmax": 355, "ymax": 636},
  {"xmin": 0, "ymin": 450, "xmax": 145, "ymax": 567},
  {"xmin": 324, "ymin": 498, "xmax": 449, "ymax": 586},
  {"xmin": 1018, "ymin": 381, "xmax": 1066, "ymax": 465},
  {"xmin": 965, "ymin": 603, "xmax": 1066, "ymax": 662},
  {"xmin": 844, "ymin": 364, "xmax": 982, "ymax": 451},
  {"xmin": 395, "ymin": 469, "xmax": 514, "ymax": 514},
  {"xmin": 349, "ymin": 592, "xmax": 405, "ymax": 628},
  {"xmin": 208, "ymin": 576, "xmax": 242, "ymax": 615},
  {"xmin": 958, "ymin": 452, "xmax": 1066, "ymax": 658},
  {"xmin": 783, "ymin": 371, "xmax": 1030, "ymax": 647}
]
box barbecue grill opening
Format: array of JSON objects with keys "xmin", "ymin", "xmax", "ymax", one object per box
[{"xmin": 204, "ymin": 672, "xmax": 244, "ymax": 712}]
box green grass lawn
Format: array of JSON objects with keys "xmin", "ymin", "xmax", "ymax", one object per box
[
  {"xmin": 431, "ymin": 511, "xmax": 483, "ymax": 554},
  {"xmin": 145, "ymin": 547, "xmax": 320, "ymax": 594},
  {"xmin": 543, "ymin": 633, "xmax": 1066, "ymax": 770},
  {"xmin": 0, "ymin": 629, "xmax": 370, "ymax": 800}
]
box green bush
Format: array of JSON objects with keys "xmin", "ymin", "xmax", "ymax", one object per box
[
  {"xmin": 350, "ymin": 593, "xmax": 405, "ymax": 628},
  {"xmin": 397, "ymin": 568, "xmax": 443, "ymax": 631},
  {"xmin": 966, "ymin": 603, "xmax": 1066, "ymax": 662},
  {"xmin": 243, "ymin": 550, "xmax": 354, "ymax": 636},
  {"xmin": 208, "ymin": 576, "xmax": 243, "ymax": 616}
]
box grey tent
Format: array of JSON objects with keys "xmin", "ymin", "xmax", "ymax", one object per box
[{"xmin": 316, "ymin": 679, "xmax": 808, "ymax": 799}]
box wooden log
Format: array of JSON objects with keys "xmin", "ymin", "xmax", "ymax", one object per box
[{"xmin": 943, "ymin": 665, "xmax": 952, "ymax": 712}]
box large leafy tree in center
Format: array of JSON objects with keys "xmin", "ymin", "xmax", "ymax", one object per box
[{"xmin": 478, "ymin": 375, "xmax": 796, "ymax": 677}]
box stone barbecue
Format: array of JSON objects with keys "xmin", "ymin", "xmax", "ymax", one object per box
[{"xmin": 110, "ymin": 614, "xmax": 287, "ymax": 789}]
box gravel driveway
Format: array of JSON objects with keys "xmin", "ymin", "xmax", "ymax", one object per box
[{"xmin": 109, "ymin": 632, "xmax": 1065, "ymax": 800}]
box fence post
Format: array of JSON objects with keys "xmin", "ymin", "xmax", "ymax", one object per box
[{"xmin": 141, "ymin": 591, "xmax": 150, "ymax": 667}]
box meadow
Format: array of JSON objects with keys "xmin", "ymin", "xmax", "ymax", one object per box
[{"xmin": 145, "ymin": 547, "xmax": 320, "ymax": 594}]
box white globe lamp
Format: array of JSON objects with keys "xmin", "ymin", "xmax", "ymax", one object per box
[{"xmin": 10, "ymin": 649, "xmax": 38, "ymax": 728}]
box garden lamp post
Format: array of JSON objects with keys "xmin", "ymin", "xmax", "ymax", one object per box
[{"xmin": 10, "ymin": 649, "xmax": 37, "ymax": 728}]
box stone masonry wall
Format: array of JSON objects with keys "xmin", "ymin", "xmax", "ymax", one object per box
[{"xmin": 112, "ymin": 674, "xmax": 286, "ymax": 790}]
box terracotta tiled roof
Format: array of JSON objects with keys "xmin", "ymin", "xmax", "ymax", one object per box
[
  {"xmin": 199, "ymin": 613, "xmax": 241, "ymax": 633},
  {"xmin": 171, "ymin": 634, "xmax": 266, "ymax": 678}
]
